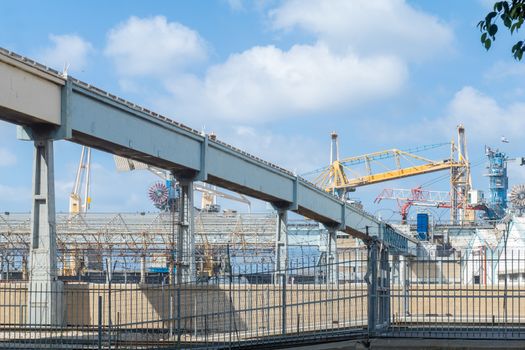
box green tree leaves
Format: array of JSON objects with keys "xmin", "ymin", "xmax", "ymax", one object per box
[{"xmin": 479, "ymin": 1, "xmax": 525, "ymax": 60}]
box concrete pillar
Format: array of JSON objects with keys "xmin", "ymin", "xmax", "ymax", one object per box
[
  {"xmin": 105, "ymin": 256, "xmax": 113, "ymax": 284},
  {"xmin": 22, "ymin": 256, "xmax": 28, "ymax": 280},
  {"xmin": 27, "ymin": 139, "xmax": 63, "ymax": 326},
  {"xmin": 366, "ymin": 240, "xmax": 379, "ymax": 335},
  {"xmin": 176, "ymin": 178, "xmax": 195, "ymax": 284},
  {"xmin": 379, "ymin": 247, "xmax": 391, "ymax": 329},
  {"xmin": 327, "ymin": 227, "xmax": 339, "ymax": 285},
  {"xmin": 0, "ymin": 255, "xmax": 4, "ymax": 281},
  {"xmin": 273, "ymin": 208, "xmax": 288, "ymax": 284},
  {"xmin": 168, "ymin": 257, "xmax": 175, "ymax": 285},
  {"xmin": 400, "ymin": 255, "xmax": 410, "ymax": 316},
  {"xmin": 140, "ymin": 255, "xmax": 147, "ymax": 284},
  {"xmin": 5, "ymin": 256, "xmax": 9, "ymax": 281}
]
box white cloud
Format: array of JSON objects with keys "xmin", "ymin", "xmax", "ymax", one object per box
[
  {"xmin": 440, "ymin": 87, "xmax": 525, "ymax": 141},
  {"xmin": 360, "ymin": 86, "xmax": 525, "ymax": 148},
  {"xmin": 105, "ymin": 16, "xmax": 208, "ymax": 77},
  {"xmin": 226, "ymin": 0, "xmax": 244, "ymax": 11},
  {"xmin": 269, "ymin": 0, "xmax": 454, "ymax": 61},
  {"xmin": 485, "ymin": 61, "xmax": 525, "ymax": 80},
  {"xmin": 38, "ymin": 34, "xmax": 93, "ymax": 72},
  {"xmin": 107, "ymin": 2, "xmax": 451, "ymax": 124},
  {"xmin": 224, "ymin": 126, "xmax": 325, "ymax": 173},
  {"xmin": 162, "ymin": 43, "xmax": 407, "ymax": 123},
  {"xmin": 0, "ymin": 148, "xmax": 16, "ymax": 167}
]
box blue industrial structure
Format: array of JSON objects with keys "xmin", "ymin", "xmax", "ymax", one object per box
[
  {"xmin": 416, "ymin": 213, "xmax": 429, "ymax": 240},
  {"xmin": 485, "ymin": 146, "xmax": 508, "ymax": 220}
]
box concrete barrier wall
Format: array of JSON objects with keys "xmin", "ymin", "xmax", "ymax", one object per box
[
  {"xmin": 0, "ymin": 282, "xmax": 368, "ymax": 334},
  {"xmin": 390, "ymin": 284, "xmax": 525, "ymax": 323}
]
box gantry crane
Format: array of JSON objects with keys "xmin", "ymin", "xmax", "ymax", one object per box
[
  {"xmin": 113, "ymin": 155, "xmax": 251, "ymax": 211},
  {"xmin": 66, "ymin": 146, "xmax": 92, "ymax": 276},
  {"xmin": 451, "ymin": 124, "xmax": 474, "ymax": 223},
  {"xmin": 69, "ymin": 146, "xmax": 92, "ymax": 214},
  {"xmin": 306, "ymin": 125, "xmax": 472, "ymax": 224},
  {"xmin": 375, "ymin": 187, "xmax": 486, "ymax": 224}
]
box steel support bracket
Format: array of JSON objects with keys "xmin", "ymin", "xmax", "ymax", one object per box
[
  {"xmin": 195, "ymin": 134, "xmax": 209, "ymax": 182},
  {"xmin": 339, "ymin": 202, "xmax": 346, "ymax": 231},
  {"xmin": 290, "ymin": 176, "xmax": 299, "ymax": 211},
  {"xmin": 270, "ymin": 175, "xmax": 299, "ymax": 212}
]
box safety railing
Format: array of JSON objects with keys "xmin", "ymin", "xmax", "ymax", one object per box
[
  {"xmin": 4, "ymin": 247, "xmax": 525, "ymax": 348},
  {"xmin": 0, "ymin": 251, "xmax": 368, "ymax": 349},
  {"xmin": 387, "ymin": 249, "xmax": 525, "ymax": 339}
]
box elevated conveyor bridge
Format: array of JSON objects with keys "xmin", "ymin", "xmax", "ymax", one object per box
[
  {"xmin": 0, "ymin": 47, "xmax": 416, "ymax": 255},
  {"xmin": 0, "ymin": 46, "xmax": 419, "ymax": 325}
]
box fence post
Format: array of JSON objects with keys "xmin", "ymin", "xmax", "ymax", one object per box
[
  {"xmin": 379, "ymin": 247, "xmax": 391, "ymax": 330},
  {"xmin": 366, "ymin": 239, "xmax": 378, "ymax": 336},
  {"xmin": 98, "ymin": 295, "xmax": 102, "ymax": 350},
  {"xmin": 282, "ymin": 274, "xmax": 287, "ymax": 336},
  {"xmin": 177, "ymin": 285, "xmax": 181, "ymax": 348}
]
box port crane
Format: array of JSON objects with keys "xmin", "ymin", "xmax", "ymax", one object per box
[
  {"xmin": 113, "ymin": 154, "xmax": 252, "ymax": 212},
  {"xmin": 305, "ymin": 125, "xmax": 472, "ymax": 224},
  {"xmin": 69, "ymin": 146, "xmax": 92, "ymax": 214},
  {"xmin": 69, "ymin": 146, "xmax": 252, "ymax": 214},
  {"xmin": 113, "ymin": 152, "xmax": 253, "ymax": 278},
  {"xmin": 375, "ymin": 187, "xmax": 486, "ymax": 223}
]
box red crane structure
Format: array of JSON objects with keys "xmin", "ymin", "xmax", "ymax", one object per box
[{"xmin": 375, "ymin": 187, "xmax": 486, "ymax": 224}]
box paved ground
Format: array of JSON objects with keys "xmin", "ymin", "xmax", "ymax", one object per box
[{"xmin": 286, "ymin": 338, "xmax": 525, "ymax": 349}]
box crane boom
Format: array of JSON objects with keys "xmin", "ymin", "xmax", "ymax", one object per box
[
  {"xmin": 311, "ymin": 126, "xmax": 472, "ymax": 224},
  {"xmin": 375, "ymin": 186, "xmax": 487, "ymax": 222},
  {"xmin": 342, "ymin": 160, "xmax": 463, "ymax": 188},
  {"xmin": 302, "ymin": 142, "xmax": 450, "ymax": 177},
  {"xmin": 313, "ymin": 142, "xmax": 464, "ymax": 195}
]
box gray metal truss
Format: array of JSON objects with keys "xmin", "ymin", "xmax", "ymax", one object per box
[{"xmin": 0, "ymin": 47, "xmax": 417, "ymax": 255}]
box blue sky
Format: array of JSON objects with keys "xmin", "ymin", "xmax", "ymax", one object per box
[{"xmin": 1, "ymin": 0, "xmax": 525, "ymax": 220}]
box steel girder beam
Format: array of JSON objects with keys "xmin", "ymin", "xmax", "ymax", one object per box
[{"xmin": 0, "ymin": 48, "xmax": 417, "ymax": 256}]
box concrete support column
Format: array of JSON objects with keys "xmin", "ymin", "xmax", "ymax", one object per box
[
  {"xmin": 0, "ymin": 255, "xmax": 4, "ymax": 281},
  {"xmin": 273, "ymin": 208, "xmax": 288, "ymax": 284},
  {"xmin": 140, "ymin": 255, "xmax": 147, "ymax": 284},
  {"xmin": 105, "ymin": 256, "xmax": 113, "ymax": 284},
  {"xmin": 400, "ymin": 255, "xmax": 410, "ymax": 316},
  {"xmin": 176, "ymin": 178, "xmax": 195, "ymax": 284},
  {"xmin": 22, "ymin": 256, "xmax": 28, "ymax": 280},
  {"xmin": 326, "ymin": 227, "xmax": 339, "ymax": 285},
  {"xmin": 379, "ymin": 247, "xmax": 391, "ymax": 329},
  {"xmin": 366, "ymin": 240, "xmax": 379, "ymax": 336},
  {"xmin": 27, "ymin": 139, "xmax": 63, "ymax": 326}
]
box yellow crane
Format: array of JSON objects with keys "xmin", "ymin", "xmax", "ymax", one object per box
[
  {"xmin": 65, "ymin": 146, "xmax": 92, "ymax": 276},
  {"xmin": 69, "ymin": 146, "xmax": 92, "ymax": 214},
  {"xmin": 307, "ymin": 126, "xmax": 472, "ymax": 224},
  {"xmin": 311, "ymin": 133, "xmax": 463, "ymax": 195}
]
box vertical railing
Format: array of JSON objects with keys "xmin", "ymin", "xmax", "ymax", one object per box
[
  {"xmin": 366, "ymin": 240, "xmax": 378, "ymax": 337},
  {"xmin": 0, "ymin": 250, "xmax": 370, "ymax": 349},
  {"xmin": 388, "ymin": 249, "xmax": 525, "ymax": 339}
]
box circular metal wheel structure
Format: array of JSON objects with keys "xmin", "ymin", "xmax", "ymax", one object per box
[
  {"xmin": 510, "ymin": 184, "xmax": 525, "ymax": 209},
  {"xmin": 148, "ymin": 182, "xmax": 169, "ymax": 210}
]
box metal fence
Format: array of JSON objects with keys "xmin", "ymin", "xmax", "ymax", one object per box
[
  {"xmin": 387, "ymin": 249, "xmax": 525, "ymax": 339},
  {"xmin": 0, "ymin": 251, "xmax": 368, "ymax": 349},
  {"xmin": 4, "ymin": 246, "xmax": 525, "ymax": 349}
]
